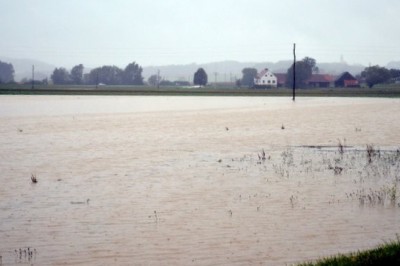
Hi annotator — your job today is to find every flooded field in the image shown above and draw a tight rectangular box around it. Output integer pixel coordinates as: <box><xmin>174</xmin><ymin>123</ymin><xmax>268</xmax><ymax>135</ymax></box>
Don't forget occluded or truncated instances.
<box><xmin>0</xmin><ymin>96</ymin><xmax>399</xmax><ymax>265</ymax></box>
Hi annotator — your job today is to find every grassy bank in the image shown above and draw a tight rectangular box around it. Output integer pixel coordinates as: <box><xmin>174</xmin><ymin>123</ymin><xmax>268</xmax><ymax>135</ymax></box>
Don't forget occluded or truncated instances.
<box><xmin>1</xmin><ymin>84</ymin><xmax>400</xmax><ymax>97</ymax></box>
<box><xmin>298</xmin><ymin>238</ymin><xmax>400</xmax><ymax>266</ymax></box>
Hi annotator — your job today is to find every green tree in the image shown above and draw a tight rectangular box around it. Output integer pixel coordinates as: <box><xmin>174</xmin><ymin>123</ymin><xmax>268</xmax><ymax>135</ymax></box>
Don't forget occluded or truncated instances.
<box><xmin>235</xmin><ymin>79</ymin><xmax>242</xmax><ymax>88</ymax></box>
<box><xmin>0</xmin><ymin>60</ymin><xmax>15</xmax><ymax>83</ymax></box>
<box><xmin>87</xmin><ymin>65</ymin><xmax>123</xmax><ymax>85</ymax></box>
<box><xmin>302</xmin><ymin>57</ymin><xmax>319</xmax><ymax>73</ymax></box>
<box><xmin>70</xmin><ymin>64</ymin><xmax>84</xmax><ymax>84</ymax></box>
<box><xmin>148</xmin><ymin>74</ymin><xmax>160</xmax><ymax>86</ymax></box>
<box><xmin>361</xmin><ymin>65</ymin><xmax>391</xmax><ymax>88</ymax></box>
<box><xmin>122</xmin><ymin>62</ymin><xmax>144</xmax><ymax>85</ymax></box>
<box><xmin>241</xmin><ymin>68</ymin><xmax>257</xmax><ymax>87</ymax></box>
<box><xmin>389</xmin><ymin>68</ymin><xmax>400</xmax><ymax>80</ymax></box>
<box><xmin>51</xmin><ymin>67</ymin><xmax>71</xmax><ymax>85</ymax></box>
<box><xmin>104</xmin><ymin>66</ymin><xmax>123</xmax><ymax>85</ymax></box>
<box><xmin>193</xmin><ymin>68</ymin><xmax>208</xmax><ymax>86</ymax></box>
<box><xmin>286</xmin><ymin>57</ymin><xmax>317</xmax><ymax>88</ymax></box>
<box><xmin>85</xmin><ymin>68</ymin><xmax>100</xmax><ymax>85</ymax></box>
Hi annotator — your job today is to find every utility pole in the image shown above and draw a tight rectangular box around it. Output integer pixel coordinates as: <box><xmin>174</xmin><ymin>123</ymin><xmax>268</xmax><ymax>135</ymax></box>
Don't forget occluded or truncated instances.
<box><xmin>31</xmin><ymin>65</ymin><xmax>35</xmax><ymax>89</ymax></box>
<box><xmin>157</xmin><ymin>69</ymin><xmax>160</xmax><ymax>89</ymax></box>
<box><xmin>292</xmin><ymin>43</ymin><xmax>296</xmax><ymax>102</ymax></box>
<box><xmin>96</xmin><ymin>71</ymin><xmax>99</xmax><ymax>89</ymax></box>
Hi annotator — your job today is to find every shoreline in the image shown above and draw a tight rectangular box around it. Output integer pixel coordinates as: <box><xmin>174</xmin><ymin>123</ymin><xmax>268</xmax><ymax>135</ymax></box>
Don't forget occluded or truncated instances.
<box><xmin>1</xmin><ymin>85</ymin><xmax>400</xmax><ymax>97</ymax></box>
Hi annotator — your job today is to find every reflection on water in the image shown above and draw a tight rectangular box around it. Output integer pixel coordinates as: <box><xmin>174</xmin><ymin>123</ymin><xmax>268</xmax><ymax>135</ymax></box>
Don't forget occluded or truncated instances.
<box><xmin>0</xmin><ymin>96</ymin><xmax>399</xmax><ymax>265</ymax></box>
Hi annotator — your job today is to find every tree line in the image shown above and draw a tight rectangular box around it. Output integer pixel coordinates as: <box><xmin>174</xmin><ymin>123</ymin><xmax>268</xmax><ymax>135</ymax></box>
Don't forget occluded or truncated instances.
<box><xmin>1</xmin><ymin>59</ymin><xmax>400</xmax><ymax>88</ymax></box>
<box><xmin>147</xmin><ymin>68</ymin><xmax>208</xmax><ymax>87</ymax></box>
<box><xmin>239</xmin><ymin>57</ymin><xmax>400</xmax><ymax>88</ymax></box>
<box><xmin>361</xmin><ymin>66</ymin><xmax>400</xmax><ymax>88</ymax></box>
<box><xmin>193</xmin><ymin>57</ymin><xmax>400</xmax><ymax>88</ymax></box>
<box><xmin>51</xmin><ymin>62</ymin><xmax>144</xmax><ymax>85</ymax></box>
<box><xmin>147</xmin><ymin>74</ymin><xmax>191</xmax><ymax>87</ymax></box>
<box><xmin>0</xmin><ymin>60</ymin><xmax>15</xmax><ymax>84</ymax></box>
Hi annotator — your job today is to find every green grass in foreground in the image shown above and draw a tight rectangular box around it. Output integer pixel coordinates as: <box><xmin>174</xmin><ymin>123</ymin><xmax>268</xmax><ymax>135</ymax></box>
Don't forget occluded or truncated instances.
<box><xmin>298</xmin><ymin>238</ymin><xmax>400</xmax><ymax>266</ymax></box>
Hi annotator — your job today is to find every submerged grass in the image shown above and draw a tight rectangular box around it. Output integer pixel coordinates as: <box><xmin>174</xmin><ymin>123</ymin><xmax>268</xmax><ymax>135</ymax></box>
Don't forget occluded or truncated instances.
<box><xmin>298</xmin><ymin>238</ymin><xmax>400</xmax><ymax>266</ymax></box>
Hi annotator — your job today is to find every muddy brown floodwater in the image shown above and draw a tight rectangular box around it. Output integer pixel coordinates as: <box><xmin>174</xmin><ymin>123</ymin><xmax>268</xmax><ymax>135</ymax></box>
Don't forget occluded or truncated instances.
<box><xmin>0</xmin><ymin>96</ymin><xmax>399</xmax><ymax>265</ymax></box>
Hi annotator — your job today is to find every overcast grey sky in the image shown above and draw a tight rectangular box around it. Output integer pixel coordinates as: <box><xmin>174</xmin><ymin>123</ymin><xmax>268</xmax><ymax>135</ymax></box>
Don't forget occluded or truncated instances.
<box><xmin>1</xmin><ymin>0</ymin><xmax>399</xmax><ymax>68</ymax></box>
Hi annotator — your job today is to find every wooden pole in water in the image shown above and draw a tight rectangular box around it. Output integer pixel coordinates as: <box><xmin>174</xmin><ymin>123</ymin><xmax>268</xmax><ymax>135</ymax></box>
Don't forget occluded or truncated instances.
<box><xmin>292</xmin><ymin>43</ymin><xmax>296</xmax><ymax>101</ymax></box>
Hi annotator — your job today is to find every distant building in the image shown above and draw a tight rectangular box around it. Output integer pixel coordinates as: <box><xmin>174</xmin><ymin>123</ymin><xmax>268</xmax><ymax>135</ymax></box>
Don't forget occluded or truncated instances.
<box><xmin>254</xmin><ymin>68</ymin><xmax>278</xmax><ymax>88</ymax></box>
<box><xmin>306</xmin><ymin>74</ymin><xmax>334</xmax><ymax>88</ymax></box>
<box><xmin>274</xmin><ymin>73</ymin><xmax>287</xmax><ymax>87</ymax></box>
<box><xmin>334</xmin><ymin>72</ymin><xmax>360</xmax><ymax>87</ymax></box>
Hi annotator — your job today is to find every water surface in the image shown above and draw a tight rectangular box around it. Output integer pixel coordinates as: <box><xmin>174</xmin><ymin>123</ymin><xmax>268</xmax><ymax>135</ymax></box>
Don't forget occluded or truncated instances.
<box><xmin>0</xmin><ymin>96</ymin><xmax>399</xmax><ymax>265</ymax></box>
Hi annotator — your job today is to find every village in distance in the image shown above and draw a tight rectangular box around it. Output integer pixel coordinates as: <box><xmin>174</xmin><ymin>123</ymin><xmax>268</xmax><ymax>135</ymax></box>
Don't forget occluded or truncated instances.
<box><xmin>1</xmin><ymin>56</ymin><xmax>400</xmax><ymax>90</ymax></box>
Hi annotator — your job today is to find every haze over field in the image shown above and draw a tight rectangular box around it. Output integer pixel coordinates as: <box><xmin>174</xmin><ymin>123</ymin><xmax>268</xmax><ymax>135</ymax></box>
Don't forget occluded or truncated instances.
<box><xmin>1</xmin><ymin>0</ymin><xmax>400</xmax><ymax>70</ymax></box>
<box><xmin>0</xmin><ymin>57</ymin><xmax>371</xmax><ymax>82</ymax></box>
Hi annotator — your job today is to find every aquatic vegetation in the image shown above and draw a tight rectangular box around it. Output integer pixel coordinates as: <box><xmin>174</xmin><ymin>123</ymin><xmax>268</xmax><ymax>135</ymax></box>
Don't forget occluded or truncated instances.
<box><xmin>258</xmin><ymin>149</ymin><xmax>266</xmax><ymax>162</ymax></box>
<box><xmin>281</xmin><ymin>148</ymin><xmax>294</xmax><ymax>167</ymax></box>
<box><xmin>30</xmin><ymin>173</ymin><xmax>37</xmax><ymax>183</ymax></box>
<box><xmin>388</xmin><ymin>183</ymin><xmax>398</xmax><ymax>205</ymax></box>
<box><xmin>333</xmin><ymin>166</ymin><xmax>343</xmax><ymax>175</ymax></box>
<box><xmin>366</xmin><ymin>144</ymin><xmax>379</xmax><ymax>163</ymax></box>
<box><xmin>11</xmin><ymin>247</ymin><xmax>37</xmax><ymax>264</ymax></box>
<box><xmin>227</xmin><ymin>144</ymin><xmax>400</xmax><ymax>209</ymax></box>
<box><xmin>273</xmin><ymin>163</ymin><xmax>290</xmax><ymax>178</ymax></box>
<box><xmin>337</xmin><ymin>138</ymin><xmax>345</xmax><ymax>156</ymax></box>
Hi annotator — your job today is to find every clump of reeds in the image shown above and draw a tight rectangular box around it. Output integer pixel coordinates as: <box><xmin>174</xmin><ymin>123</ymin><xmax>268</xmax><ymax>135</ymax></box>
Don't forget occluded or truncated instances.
<box><xmin>349</xmin><ymin>185</ymin><xmax>399</xmax><ymax>206</ymax></box>
<box><xmin>273</xmin><ymin>164</ymin><xmax>289</xmax><ymax>178</ymax></box>
<box><xmin>388</xmin><ymin>183</ymin><xmax>397</xmax><ymax>205</ymax></box>
<box><xmin>154</xmin><ymin>210</ymin><xmax>158</xmax><ymax>223</ymax></box>
<box><xmin>30</xmin><ymin>174</ymin><xmax>37</xmax><ymax>183</ymax></box>
<box><xmin>281</xmin><ymin>149</ymin><xmax>294</xmax><ymax>166</ymax></box>
<box><xmin>14</xmin><ymin>247</ymin><xmax>37</xmax><ymax>263</ymax></box>
<box><xmin>366</xmin><ymin>144</ymin><xmax>378</xmax><ymax>163</ymax></box>
<box><xmin>333</xmin><ymin>166</ymin><xmax>343</xmax><ymax>175</ymax></box>
<box><xmin>258</xmin><ymin>149</ymin><xmax>266</xmax><ymax>161</ymax></box>
<box><xmin>337</xmin><ymin>138</ymin><xmax>345</xmax><ymax>156</ymax></box>
<box><xmin>289</xmin><ymin>195</ymin><xmax>297</xmax><ymax>207</ymax></box>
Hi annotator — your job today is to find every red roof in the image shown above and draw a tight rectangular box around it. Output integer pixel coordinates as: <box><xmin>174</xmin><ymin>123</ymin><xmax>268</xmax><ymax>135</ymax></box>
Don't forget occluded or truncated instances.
<box><xmin>256</xmin><ymin>68</ymin><xmax>269</xmax><ymax>79</ymax></box>
<box><xmin>307</xmin><ymin>74</ymin><xmax>334</xmax><ymax>83</ymax></box>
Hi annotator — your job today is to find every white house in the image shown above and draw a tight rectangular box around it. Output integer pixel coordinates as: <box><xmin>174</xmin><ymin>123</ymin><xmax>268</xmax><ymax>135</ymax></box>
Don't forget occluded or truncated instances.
<box><xmin>254</xmin><ymin>68</ymin><xmax>277</xmax><ymax>88</ymax></box>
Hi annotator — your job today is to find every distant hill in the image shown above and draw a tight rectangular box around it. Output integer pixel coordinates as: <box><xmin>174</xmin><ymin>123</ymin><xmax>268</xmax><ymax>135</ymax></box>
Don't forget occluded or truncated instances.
<box><xmin>0</xmin><ymin>57</ymin><xmax>55</xmax><ymax>82</ymax></box>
